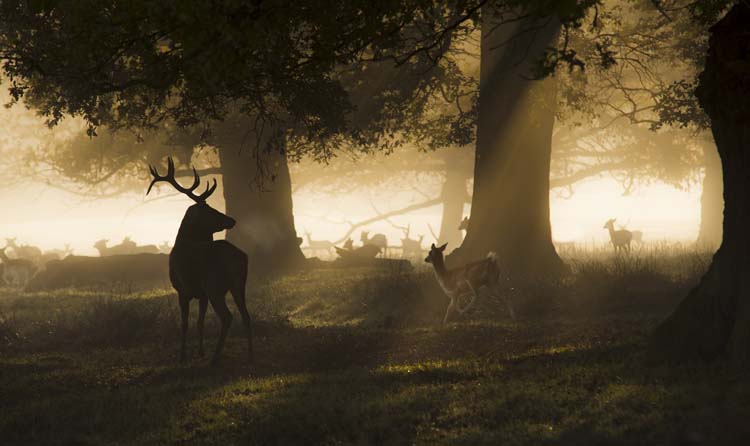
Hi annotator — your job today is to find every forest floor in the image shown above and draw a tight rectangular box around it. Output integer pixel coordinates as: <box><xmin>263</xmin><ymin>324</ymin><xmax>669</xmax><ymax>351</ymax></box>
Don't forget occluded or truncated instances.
<box><xmin>1</xmin><ymin>246</ymin><xmax>749</xmax><ymax>445</ymax></box>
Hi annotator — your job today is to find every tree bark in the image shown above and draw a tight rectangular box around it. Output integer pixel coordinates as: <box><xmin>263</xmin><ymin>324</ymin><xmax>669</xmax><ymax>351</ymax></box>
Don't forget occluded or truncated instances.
<box><xmin>696</xmin><ymin>141</ymin><xmax>724</xmax><ymax>249</ymax></box>
<box><xmin>219</xmin><ymin>145</ymin><xmax>305</xmax><ymax>275</ymax></box>
<box><xmin>649</xmin><ymin>4</ymin><xmax>750</xmax><ymax>366</ymax></box>
<box><xmin>447</xmin><ymin>11</ymin><xmax>565</xmax><ymax>278</ymax></box>
<box><xmin>438</xmin><ymin>166</ymin><xmax>469</xmax><ymax>248</ymax></box>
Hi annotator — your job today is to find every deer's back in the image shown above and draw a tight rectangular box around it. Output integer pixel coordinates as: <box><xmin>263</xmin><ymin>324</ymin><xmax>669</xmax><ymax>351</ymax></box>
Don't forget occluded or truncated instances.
<box><xmin>613</xmin><ymin>230</ymin><xmax>632</xmax><ymax>244</ymax></box>
<box><xmin>443</xmin><ymin>257</ymin><xmax>498</xmax><ymax>293</ymax></box>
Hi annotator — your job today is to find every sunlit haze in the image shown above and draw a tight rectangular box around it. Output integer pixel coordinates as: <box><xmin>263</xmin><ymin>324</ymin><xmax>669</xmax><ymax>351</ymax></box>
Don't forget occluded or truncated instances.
<box><xmin>0</xmin><ymin>172</ymin><xmax>700</xmax><ymax>257</ymax></box>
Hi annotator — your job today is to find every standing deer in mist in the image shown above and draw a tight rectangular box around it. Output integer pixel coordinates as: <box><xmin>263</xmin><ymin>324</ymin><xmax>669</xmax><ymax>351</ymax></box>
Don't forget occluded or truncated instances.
<box><xmin>148</xmin><ymin>158</ymin><xmax>252</xmax><ymax>365</ymax></box>
<box><xmin>399</xmin><ymin>224</ymin><xmax>424</xmax><ymax>260</ymax></box>
<box><xmin>361</xmin><ymin>231</ymin><xmax>388</xmax><ymax>257</ymax></box>
<box><xmin>5</xmin><ymin>238</ymin><xmax>42</xmax><ymax>262</ymax></box>
<box><xmin>603</xmin><ymin>218</ymin><xmax>632</xmax><ymax>253</ymax></box>
<box><xmin>425</xmin><ymin>243</ymin><xmax>515</xmax><ymax>324</ymax></box>
<box><xmin>0</xmin><ymin>247</ymin><xmax>37</xmax><ymax>288</ymax></box>
<box><xmin>303</xmin><ymin>232</ymin><xmax>335</xmax><ymax>257</ymax></box>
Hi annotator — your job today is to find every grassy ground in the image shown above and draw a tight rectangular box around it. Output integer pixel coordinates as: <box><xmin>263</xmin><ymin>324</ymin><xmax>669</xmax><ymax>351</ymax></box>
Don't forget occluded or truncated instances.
<box><xmin>1</xmin><ymin>249</ymin><xmax>749</xmax><ymax>445</ymax></box>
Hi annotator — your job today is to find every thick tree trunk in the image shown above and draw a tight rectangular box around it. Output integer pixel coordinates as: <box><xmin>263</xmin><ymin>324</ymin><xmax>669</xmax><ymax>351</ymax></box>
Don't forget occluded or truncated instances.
<box><xmin>219</xmin><ymin>145</ymin><xmax>305</xmax><ymax>275</ymax></box>
<box><xmin>696</xmin><ymin>141</ymin><xmax>723</xmax><ymax>249</ymax></box>
<box><xmin>447</xmin><ymin>11</ymin><xmax>565</xmax><ymax>277</ymax></box>
<box><xmin>649</xmin><ymin>4</ymin><xmax>750</xmax><ymax>366</ymax></box>
<box><xmin>438</xmin><ymin>166</ymin><xmax>469</xmax><ymax>248</ymax></box>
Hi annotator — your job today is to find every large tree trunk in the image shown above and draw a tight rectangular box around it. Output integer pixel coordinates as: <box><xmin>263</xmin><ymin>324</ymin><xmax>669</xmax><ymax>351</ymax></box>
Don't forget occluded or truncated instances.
<box><xmin>438</xmin><ymin>166</ymin><xmax>469</xmax><ymax>248</ymax></box>
<box><xmin>649</xmin><ymin>4</ymin><xmax>750</xmax><ymax>366</ymax></box>
<box><xmin>219</xmin><ymin>145</ymin><xmax>305</xmax><ymax>275</ymax></box>
<box><xmin>696</xmin><ymin>141</ymin><xmax>723</xmax><ymax>249</ymax></box>
<box><xmin>447</xmin><ymin>10</ymin><xmax>565</xmax><ymax>277</ymax></box>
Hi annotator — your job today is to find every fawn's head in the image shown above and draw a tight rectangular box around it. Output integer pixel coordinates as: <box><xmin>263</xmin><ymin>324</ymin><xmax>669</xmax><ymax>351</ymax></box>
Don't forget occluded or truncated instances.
<box><xmin>425</xmin><ymin>243</ymin><xmax>448</xmax><ymax>264</ymax></box>
<box><xmin>93</xmin><ymin>239</ymin><xmax>108</xmax><ymax>250</ymax></box>
<box><xmin>147</xmin><ymin>157</ymin><xmax>235</xmax><ymax>242</ymax></box>
<box><xmin>603</xmin><ymin>218</ymin><xmax>616</xmax><ymax>230</ymax></box>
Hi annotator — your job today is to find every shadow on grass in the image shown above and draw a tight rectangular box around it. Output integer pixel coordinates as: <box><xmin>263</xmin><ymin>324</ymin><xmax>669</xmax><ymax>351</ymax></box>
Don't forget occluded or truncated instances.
<box><xmin>3</xmin><ymin>324</ymin><xmax>749</xmax><ymax>446</ymax></box>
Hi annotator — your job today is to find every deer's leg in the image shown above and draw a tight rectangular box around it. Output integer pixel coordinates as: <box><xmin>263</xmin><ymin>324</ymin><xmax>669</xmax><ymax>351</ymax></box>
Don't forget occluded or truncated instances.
<box><xmin>230</xmin><ymin>285</ymin><xmax>254</xmax><ymax>363</ymax></box>
<box><xmin>178</xmin><ymin>294</ymin><xmax>190</xmax><ymax>363</ymax></box>
<box><xmin>456</xmin><ymin>281</ymin><xmax>479</xmax><ymax>315</ymax></box>
<box><xmin>208</xmin><ymin>294</ymin><xmax>233</xmax><ymax>365</ymax></box>
<box><xmin>197</xmin><ymin>297</ymin><xmax>208</xmax><ymax>357</ymax></box>
<box><xmin>443</xmin><ymin>297</ymin><xmax>456</xmax><ymax>324</ymax></box>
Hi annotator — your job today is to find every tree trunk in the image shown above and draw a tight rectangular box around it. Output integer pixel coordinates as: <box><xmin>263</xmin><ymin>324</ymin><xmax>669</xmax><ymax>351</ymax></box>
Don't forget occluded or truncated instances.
<box><xmin>438</xmin><ymin>166</ymin><xmax>469</xmax><ymax>249</ymax></box>
<box><xmin>447</xmin><ymin>10</ymin><xmax>565</xmax><ymax>278</ymax></box>
<box><xmin>649</xmin><ymin>4</ymin><xmax>750</xmax><ymax>366</ymax></box>
<box><xmin>219</xmin><ymin>145</ymin><xmax>305</xmax><ymax>275</ymax></box>
<box><xmin>696</xmin><ymin>141</ymin><xmax>723</xmax><ymax>249</ymax></box>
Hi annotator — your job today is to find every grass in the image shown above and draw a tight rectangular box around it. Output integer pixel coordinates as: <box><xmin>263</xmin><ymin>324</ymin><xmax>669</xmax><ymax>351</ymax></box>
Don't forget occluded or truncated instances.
<box><xmin>1</xmin><ymin>248</ymin><xmax>748</xmax><ymax>445</ymax></box>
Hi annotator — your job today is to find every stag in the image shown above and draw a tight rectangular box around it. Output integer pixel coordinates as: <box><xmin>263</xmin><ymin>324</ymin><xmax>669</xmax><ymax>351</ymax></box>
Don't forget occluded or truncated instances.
<box><xmin>148</xmin><ymin>158</ymin><xmax>252</xmax><ymax>365</ymax></box>
<box><xmin>399</xmin><ymin>224</ymin><xmax>424</xmax><ymax>260</ymax></box>
<box><xmin>425</xmin><ymin>243</ymin><xmax>514</xmax><ymax>323</ymax></box>
<box><xmin>603</xmin><ymin>218</ymin><xmax>632</xmax><ymax>253</ymax></box>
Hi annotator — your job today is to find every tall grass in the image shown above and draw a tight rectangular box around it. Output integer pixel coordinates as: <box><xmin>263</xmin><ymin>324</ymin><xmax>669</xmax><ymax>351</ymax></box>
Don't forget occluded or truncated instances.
<box><xmin>0</xmin><ymin>243</ymin><xmax>714</xmax><ymax>354</ymax></box>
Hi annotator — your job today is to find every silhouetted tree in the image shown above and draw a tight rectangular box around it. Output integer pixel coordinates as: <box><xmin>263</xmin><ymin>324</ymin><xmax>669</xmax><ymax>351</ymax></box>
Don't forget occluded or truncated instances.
<box><xmin>649</xmin><ymin>2</ymin><xmax>750</xmax><ymax>367</ymax></box>
<box><xmin>0</xmin><ymin>1</ymin><xmax>478</xmax><ymax>272</ymax></box>
<box><xmin>446</xmin><ymin>6</ymin><xmax>565</xmax><ymax>277</ymax></box>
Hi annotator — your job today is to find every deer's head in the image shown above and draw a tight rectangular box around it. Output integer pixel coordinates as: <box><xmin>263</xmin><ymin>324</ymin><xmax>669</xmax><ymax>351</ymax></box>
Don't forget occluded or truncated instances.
<box><xmin>603</xmin><ymin>219</ymin><xmax>616</xmax><ymax>230</ymax></box>
<box><xmin>5</xmin><ymin>237</ymin><xmax>16</xmax><ymax>248</ymax></box>
<box><xmin>147</xmin><ymin>157</ymin><xmax>235</xmax><ymax>243</ymax></box>
<box><xmin>93</xmin><ymin>239</ymin><xmax>108</xmax><ymax>250</ymax></box>
<box><xmin>425</xmin><ymin>243</ymin><xmax>448</xmax><ymax>264</ymax></box>
<box><xmin>458</xmin><ymin>217</ymin><xmax>470</xmax><ymax>231</ymax></box>
<box><xmin>360</xmin><ymin>231</ymin><xmax>369</xmax><ymax>242</ymax></box>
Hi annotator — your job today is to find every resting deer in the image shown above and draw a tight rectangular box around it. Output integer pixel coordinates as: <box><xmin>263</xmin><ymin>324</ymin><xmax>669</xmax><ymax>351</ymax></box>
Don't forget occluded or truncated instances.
<box><xmin>148</xmin><ymin>157</ymin><xmax>251</xmax><ymax>365</ymax></box>
<box><xmin>603</xmin><ymin>218</ymin><xmax>632</xmax><ymax>253</ymax></box>
<box><xmin>342</xmin><ymin>238</ymin><xmax>354</xmax><ymax>250</ymax></box>
<box><xmin>425</xmin><ymin>243</ymin><xmax>514</xmax><ymax>324</ymax></box>
<box><xmin>361</xmin><ymin>231</ymin><xmax>388</xmax><ymax>257</ymax></box>
<box><xmin>94</xmin><ymin>237</ymin><xmax>159</xmax><ymax>256</ymax></box>
<box><xmin>0</xmin><ymin>247</ymin><xmax>37</xmax><ymax>288</ymax></box>
<box><xmin>304</xmin><ymin>232</ymin><xmax>335</xmax><ymax>257</ymax></box>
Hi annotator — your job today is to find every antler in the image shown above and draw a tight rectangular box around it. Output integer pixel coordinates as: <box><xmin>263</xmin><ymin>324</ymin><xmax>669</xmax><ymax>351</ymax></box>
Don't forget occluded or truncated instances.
<box><xmin>147</xmin><ymin>157</ymin><xmax>217</xmax><ymax>202</ymax></box>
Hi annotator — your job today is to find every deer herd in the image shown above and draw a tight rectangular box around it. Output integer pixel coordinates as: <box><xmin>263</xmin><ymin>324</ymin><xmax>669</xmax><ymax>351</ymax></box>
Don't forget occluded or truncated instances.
<box><xmin>0</xmin><ymin>154</ymin><xmax>652</xmax><ymax>364</ymax></box>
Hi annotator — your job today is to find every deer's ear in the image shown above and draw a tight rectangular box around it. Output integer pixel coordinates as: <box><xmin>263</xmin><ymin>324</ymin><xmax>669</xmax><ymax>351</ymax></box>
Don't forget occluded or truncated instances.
<box><xmin>439</xmin><ymin>243</ymin><xmax>448</xmax><ymax>251</ymax></box>
<box><xmin>431</xmin><ymin>243</ymin><xmax>436</xmax><ymax>249</ymax></box>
